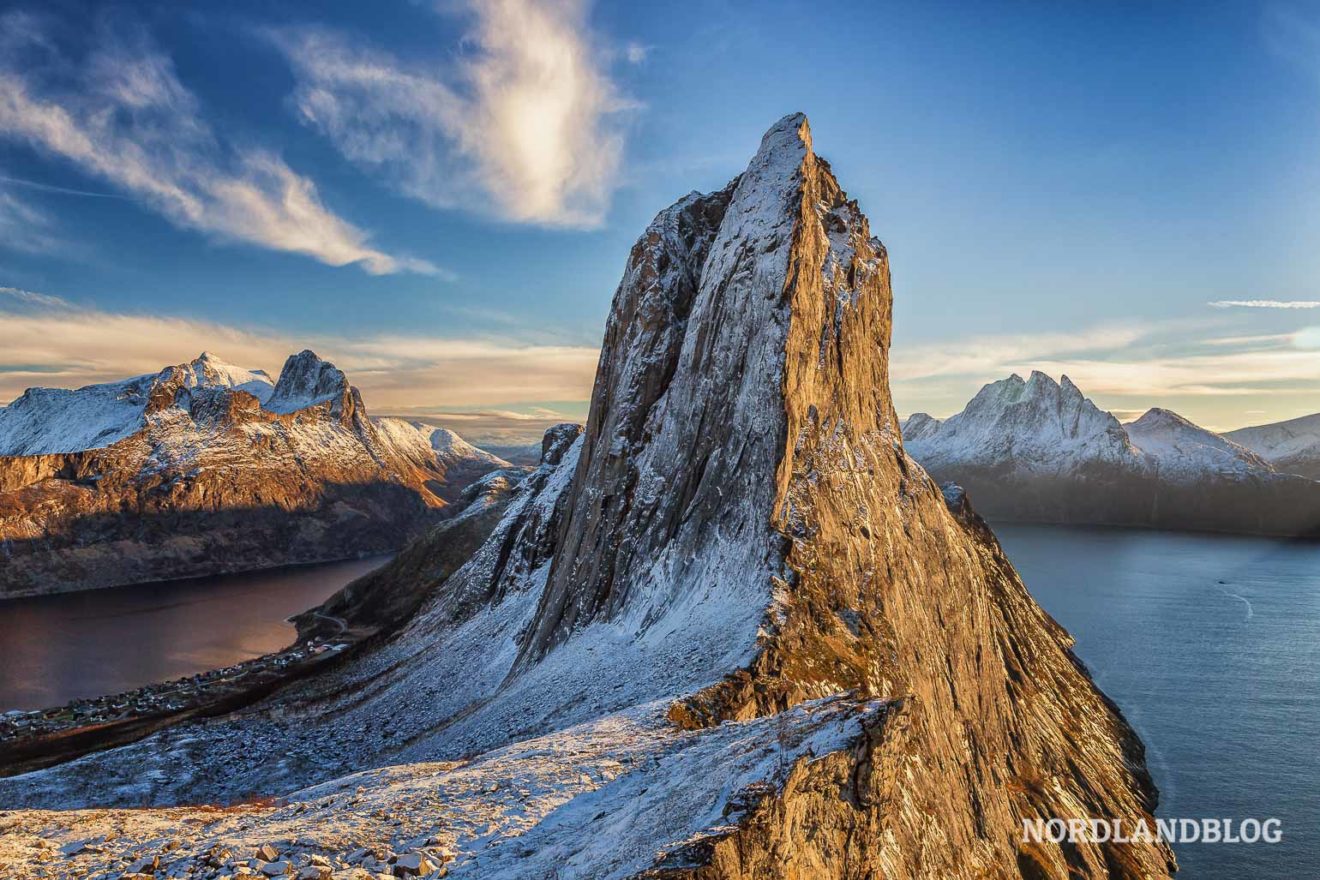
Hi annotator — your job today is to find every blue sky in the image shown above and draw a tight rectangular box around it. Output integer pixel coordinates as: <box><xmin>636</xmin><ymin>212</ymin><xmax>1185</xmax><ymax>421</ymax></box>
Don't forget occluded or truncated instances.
<box><xmin>3</xmin><ymin>0</ymin><xmax>1320</xmax><ymax>439</ymax></box>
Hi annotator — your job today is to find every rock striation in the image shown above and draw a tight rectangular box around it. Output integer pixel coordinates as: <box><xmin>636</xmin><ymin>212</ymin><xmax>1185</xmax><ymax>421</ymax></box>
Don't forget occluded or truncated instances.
<box><xmin>905</xmin><ymin>371</ymin><xmax>1320</xmax><ymax>535</ymax></box>
<box><xmin>0</xmin><ymin>115</ymin><xmax>1173</xmax><ymax>879</ymax></box>
<box><xmin>0</xmin><ymin>351</ymin><xmax>508</xmax><ymax>597</ymax></box>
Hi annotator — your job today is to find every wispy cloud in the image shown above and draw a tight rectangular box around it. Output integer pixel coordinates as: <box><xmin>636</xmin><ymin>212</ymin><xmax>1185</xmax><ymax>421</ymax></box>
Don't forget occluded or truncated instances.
<box><xmin>1208</xmin><ymin>300</ymin><xmax>1320</xmax><ymax>309</ymax></box>
<box><xmin>0</xmin><ymin>14</ymin><xmax>437</xmax><ymax>275</ymax></box>
<box><xmin>892</xmin><ymin>318</ymin><xmax>1320</xmax><ymax>428</ymax></box>
<box><xmin>0</xmin><ymin>289</ymin><xmax>597</xmax><ymax>412</ymax></box>
<box><xmin>271</xmin><ymin>0</ymin><xmax>631</xmax><ymax>227</ymax></box>
<box><xmin>0</xmin><ymin>173</ymin><xmax>123</xmax><ymax>198</ymax></box>
<box><xmin>0</xmin><ymin>285</ymin><xmax>74</xmax><ymax>310</ymax></box>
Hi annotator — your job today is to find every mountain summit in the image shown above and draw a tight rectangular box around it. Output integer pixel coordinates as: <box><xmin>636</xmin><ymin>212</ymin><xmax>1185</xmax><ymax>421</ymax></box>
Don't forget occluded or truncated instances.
<box><xmin>1</xmin><ymin>115</ymin><xmax>1174</xmax><ymax>879</ymax></box>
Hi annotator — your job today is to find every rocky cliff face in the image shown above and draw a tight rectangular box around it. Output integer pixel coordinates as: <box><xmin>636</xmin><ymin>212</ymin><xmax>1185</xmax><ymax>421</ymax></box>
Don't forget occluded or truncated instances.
<box><xmin>0</xmin><ymin>352</ymin><xmax>508</xmax><ymax>597</ymax></box>
<box><xmin>904</xmin><ymin>372</ymin><xmax>1320</xmax><ymax>535</ymax></box>
<box><xmin>0</xmin><ymin>116</ymin><xmax>1173</xmax><ymax>880</ymax></box>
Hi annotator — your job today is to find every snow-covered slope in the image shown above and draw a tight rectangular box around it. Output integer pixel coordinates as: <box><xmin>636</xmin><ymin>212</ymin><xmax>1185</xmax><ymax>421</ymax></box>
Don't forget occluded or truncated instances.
<box><xmin>1</xmin><ymin>114</ymin><xmax>1173</xmax><ymax>880</ymax></box>
<box><xmin>171</xmin><ymin>351</ymin><xmax>274</xmax><ymax>403</ymax></box>
<box><xmin>898</xmin><ymin>410</ymin><xmax>941</xmax><ymax>441</ymax></box>
<box><xmin>0</xmin><ymin>353</ymin><xmax>273</xmax><ymax>456</ymax></box>
<box><xmin>1227</xmin><ymin>411</ymin><xmax>1320</xmax><ymax>479</ymax></box>
<box><xmin>0</xmin><ymin>351</ymin><xmax>508</xmax><ymax>596</ymax></box>
<box><xmin>1127</xmin><ymin>407</ymin><xmax>1271</xmax><ymax>479</ymax></box>
<box><xmin>372</xmin><ymin>418</ymin><xmax>508</xmax><ymax>471</ymax></box>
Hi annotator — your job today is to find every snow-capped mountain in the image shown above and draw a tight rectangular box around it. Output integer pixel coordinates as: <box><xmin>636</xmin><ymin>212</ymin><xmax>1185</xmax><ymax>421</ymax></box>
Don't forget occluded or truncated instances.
<box><xmin>2</xmin><ymin>115</ymin><xmax>1173</xmax><ymax>880</ymax></box>
<box><xmin>0</xmin><ymin>351</ymin><xmax>510</xmax><ymax>597</ymax></box>
<box><xmin>903</xmin><ymin>373</ymin><xmax>1320</xmax><ymax>534</ymax></box>
<box><xmin>1127</xmin><ymin>407</ymin><xmax>1271</xmax><ymax>479</ymax></box>
<box><xmin>1226</xmin><ymin>411</ymin><xmax>1320</xmax><ymax>479</ymax></box>
<box><xmin>0</xmin><ymin>352</ymin><xmax>273</xmax><ymax>456</ymax></box>
<box><xmin>904</xmin><ymin>371</ymin><xmax>1136</xmax><ymax>475</ymax></box>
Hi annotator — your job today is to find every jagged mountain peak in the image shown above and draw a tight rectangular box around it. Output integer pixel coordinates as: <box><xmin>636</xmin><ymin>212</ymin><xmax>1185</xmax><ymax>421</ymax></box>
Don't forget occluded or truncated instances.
<box><xmin>519</xmin><ymin>109</ymin><xmax>895</xmax><ymax>666</ymax></box>
<box><xmin>266</xmin><ymin>349</ymin><xmax>355</xmax><ymax>416</ymax></box>
<box><xmin>911</xmin><ymin>370</ymin><xmax>1131</xmax><ymax>473</ymax></box>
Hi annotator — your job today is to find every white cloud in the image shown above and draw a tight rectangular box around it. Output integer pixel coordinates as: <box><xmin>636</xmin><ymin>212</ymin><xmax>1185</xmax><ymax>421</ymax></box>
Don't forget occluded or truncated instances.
<box><xmin>0</xmin><ymin>292</ymin><xmax>597</xmax><ymax>412</ymax></box>
<box><xmin>623</xmin><ymin>42</ymin><xmax>649</xmax><ymax>64</ymax></box>
<box><xmin>891</xmin><ymin>314</ymin><xmax>1320</xmax><ymax>431</ymax></box>
<box><xmin>1208</xmin><ymin>300</ymin><xmax>1320</xmax><ymax>309</ymax></box>
<box><xmin>0</xmin><ymin>16</ymin><xmax>437</xmax><ymax>275</ymax></box>
<box><xmin>273</xmin><ymin>0</ymin><xmax>630</xmax><ymax>227</ymax></box>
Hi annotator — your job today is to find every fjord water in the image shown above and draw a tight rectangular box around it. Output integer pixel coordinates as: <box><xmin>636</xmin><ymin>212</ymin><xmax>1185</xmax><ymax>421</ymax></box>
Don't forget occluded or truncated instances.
<box><xmin>0</xmin><ymin>557</ymin><xmax>388</xmax><ymax>711</ymax></box>
<box><xmin>996</xmin><ymin>524</ymin><xmax>1320</xmax><ymax>878</ymax></box>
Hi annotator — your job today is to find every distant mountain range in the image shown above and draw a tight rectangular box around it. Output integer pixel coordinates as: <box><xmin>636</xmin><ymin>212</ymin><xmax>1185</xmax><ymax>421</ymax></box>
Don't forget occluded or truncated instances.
<box><xmin>0</xmin><ymin>351</ymin><xmax>512</xmax><ymax>597</ymax></box>
<box><xmin>902</xmin><ymin>371</ymin><xmax>1320</xmax><ymax>535</ymax></box>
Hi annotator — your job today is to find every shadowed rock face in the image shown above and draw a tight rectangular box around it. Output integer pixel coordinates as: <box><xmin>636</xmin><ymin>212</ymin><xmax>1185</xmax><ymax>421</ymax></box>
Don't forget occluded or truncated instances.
<box><xmin>0</xmin><ymin>116</ymin><xmax>1172</xmax><ymax>880</ymax></box>
<box><xmin>0</xmin><ymin>351</ymin><xmax>508</xmax><ymax>597</ymax></box>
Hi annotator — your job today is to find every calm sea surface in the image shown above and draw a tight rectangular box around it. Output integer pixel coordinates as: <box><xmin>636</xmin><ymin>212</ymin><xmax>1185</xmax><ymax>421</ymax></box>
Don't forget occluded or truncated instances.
<box><xmin>996</xmin><ymin>524</ymin><xmax>1320</xmax><ymax>878</ymax></box>
<box><xmin>0</xmin><ymin>557</ymin><xmax>388</xmax><ymax>712</ymax></box>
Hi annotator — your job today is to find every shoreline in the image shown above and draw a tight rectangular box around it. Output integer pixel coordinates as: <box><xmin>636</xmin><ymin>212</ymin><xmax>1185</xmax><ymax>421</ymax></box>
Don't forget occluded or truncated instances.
<box><xmin>0</xmin><ymin>629</ymin><xmax>372</xmax><ymax>779</ymax></box>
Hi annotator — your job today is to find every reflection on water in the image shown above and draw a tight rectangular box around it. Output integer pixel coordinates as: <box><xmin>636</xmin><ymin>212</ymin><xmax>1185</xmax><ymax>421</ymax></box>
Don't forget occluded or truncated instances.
<box><xmin>0</xmin><ymin>557</ymin><xmax>388</xmax><ymax>711</ymax></box>
<box><xmin>995</xmin><ymin>524</ymin><xmax>1320</xmax><ymax>880</ymax></box>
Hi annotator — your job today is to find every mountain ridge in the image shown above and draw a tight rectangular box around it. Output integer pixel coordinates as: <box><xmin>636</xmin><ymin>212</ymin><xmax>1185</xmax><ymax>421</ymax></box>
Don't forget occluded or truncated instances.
<box><xmin>0</xmin><ymin>350</ymin><xmax>509</xmax><ymax>597</ymax></box>
<box><xmin>903</xmin><ymin>371</ymin><xmax>1320</xmax><ymax>534</ymax></box>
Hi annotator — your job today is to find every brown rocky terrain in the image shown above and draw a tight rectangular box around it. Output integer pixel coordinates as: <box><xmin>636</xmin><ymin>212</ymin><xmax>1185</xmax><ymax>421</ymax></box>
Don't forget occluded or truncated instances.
<box><xmin>0</xmin><ymin>351</ymin><xmax>508</xmax><ymax>597</ymax></box>
<box><xmin>0</xmin><ymin>115</ymin><xmax>1174</xmax><ymax>879</ymax></box>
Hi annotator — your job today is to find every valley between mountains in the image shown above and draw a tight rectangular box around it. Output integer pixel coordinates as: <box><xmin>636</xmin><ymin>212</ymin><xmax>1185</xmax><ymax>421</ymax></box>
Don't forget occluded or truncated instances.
<box><xmin>0</xmin><ymin>115</ymin><xmax>1177</xmax><ymax>879</ymax></box>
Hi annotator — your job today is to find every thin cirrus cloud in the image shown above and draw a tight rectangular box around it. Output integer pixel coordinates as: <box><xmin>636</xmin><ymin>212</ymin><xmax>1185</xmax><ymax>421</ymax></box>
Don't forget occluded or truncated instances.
<box><xmin>0</xmin><ymin>288</ymin><xmax>598</xmax><ymax>418</ymax></box>
<box><xmin>270</xmin><ymin>0</ymin><xmax>631</xmax><ymax>228</ymax></box>
<box><xmin>891</xmin><ymin>318</ymin><xmax>1320</xmax><ymax>428</ymax></box>
<box><xmin>0</xmin><ymin>14</ymin><xmax>437</xmax><ymax>276</ymax></box>
<box><xmin>1208</xmin><ymin>300</ymin><xmax>1320</xmax><ymax>309</ymax></box>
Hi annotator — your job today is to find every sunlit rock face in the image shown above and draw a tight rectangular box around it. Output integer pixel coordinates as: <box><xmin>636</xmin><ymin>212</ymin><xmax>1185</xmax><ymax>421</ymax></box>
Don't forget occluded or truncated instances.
<box><xmin>0</xmin><ymin>116</ymin><xmax>1173</xmax><ymax>880</ymax></box>
<box><xmin>0</xmin><ymin>350</ymin><xmax>507</xmax><ymax>597</ymax></box>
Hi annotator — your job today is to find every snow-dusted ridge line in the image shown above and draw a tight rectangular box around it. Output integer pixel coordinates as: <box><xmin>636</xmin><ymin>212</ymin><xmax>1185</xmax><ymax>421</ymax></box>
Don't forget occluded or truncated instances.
<box><xmin>902</xmin><ymin>370</ymin><xmax>1277</xmax><ymax>481</ymax></box>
